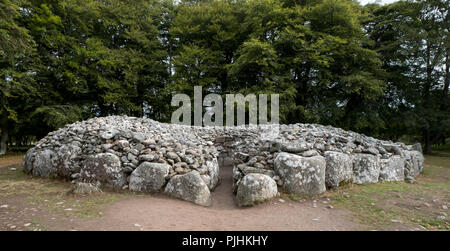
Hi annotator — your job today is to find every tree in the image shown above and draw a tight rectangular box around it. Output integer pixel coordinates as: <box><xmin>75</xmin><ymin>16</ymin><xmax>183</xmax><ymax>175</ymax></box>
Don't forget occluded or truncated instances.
<box><xmin>0</xmin><ymin>0</ymin><xmax>35</xmax><ymax>154</ymax></box>
<box><xmin>367</xmin><ymin>0</ymin><xmax>449</xmax><ymax>152</ymax></box>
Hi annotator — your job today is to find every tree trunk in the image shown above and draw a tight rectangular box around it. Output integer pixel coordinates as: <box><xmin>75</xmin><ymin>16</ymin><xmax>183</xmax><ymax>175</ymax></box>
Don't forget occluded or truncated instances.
<box><xmin>422</xmin><ymin>41</ymin><xmax>432</xmax><ymax>154</ymax></box>
<box><xmin>0</xmin><ymin>111</ymin><xmax>8</xmax><ymax>155</ymax></box>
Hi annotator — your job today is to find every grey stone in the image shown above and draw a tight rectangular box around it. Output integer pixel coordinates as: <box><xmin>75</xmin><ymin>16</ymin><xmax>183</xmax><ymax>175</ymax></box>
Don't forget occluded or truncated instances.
<box><xmin>280</xmin><ymin>143</ymin><xmax>309</xmax><ymax>153</ymax></box>
<box><xmin>353</xmin><ymin>154</ymin><xmax>380</xmax><ymax>184</ymax></box>
<box><xmin>72</xmin><ymin>182</ymin><xmax>101</xmax><ymax>194</ymax></box>
<box><xmin>205</xmin><ymin>159</ymin><xmax>220</xmax><ymax>190</ymax></box>
<box><xmin>236</xmin><ymin>173</ymin><xmax>278</xmax><ymax>206</ymax></box>
<box><xmin>129</xmin><ymin>162</ymin><xmax>170</xmax><ymax>192</ymax></box>
<box><xmin>324</xmin><ymin>151</ymin><xmax>353</xmax><ymax>189</ymax></box>
<box><xmin>165</xmin><ymin>170</ymin><xmax>211</xmax><ymax>206</ymax></box>
<box><xmin>80</xmin><ymin>153</ymin><xmax>126</xmax><ymax>189</ymax></box>
<box><xmin>274</xmin><ymin>152</ymin><xmax>326</xmax><ymax>195</ymax></box>
<box><xmin>100</xmin><ymin>129</ymin><xmax>119</xmax><ymax>140</ymax></box>
<box><xmin>301</xmin><ymin>150</ymin><xmax>319</xmax><ymax>157</ymax></box>
<box><xmin>379</xmin><ymin>156</ymin><xmax>405</xmax><ymax>182</ymax></box>
<box><xmin>55</xmin><ymin>144</ymin><xmax>82</xmax><ymax>178</ymax></box>
<box><xmin>32</xmin><ymin>149</ymin><xmax>55</xmax><ymax>178</ymax></box>
<box><xmin>132</xmin><ymin>132</ymin><xmax>146</xmax><ymax>143</ymax></box>
<box><xmin>404</xmin><ymin>150</ymin><xmax>424</xmax><ymax>180</ymax></box>
<box><xmin>23</xmin><ymin>147</ymin><xmax>35</xmax><ymax>174</ymax></box>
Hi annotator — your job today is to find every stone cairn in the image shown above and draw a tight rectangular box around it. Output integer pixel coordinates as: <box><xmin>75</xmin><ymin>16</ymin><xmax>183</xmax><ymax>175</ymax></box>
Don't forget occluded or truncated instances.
<box><xmin>23</xmin><ymin>116</ymin><xmax>424</xmax><ymax>207</ymax></box>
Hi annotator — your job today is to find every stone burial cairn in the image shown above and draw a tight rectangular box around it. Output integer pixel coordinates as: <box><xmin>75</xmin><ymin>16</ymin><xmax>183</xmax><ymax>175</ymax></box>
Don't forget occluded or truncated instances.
<box><xmin>23</xmin><ymin>116</ymin><xmax>424</xmax><ymax>207</ymax></box>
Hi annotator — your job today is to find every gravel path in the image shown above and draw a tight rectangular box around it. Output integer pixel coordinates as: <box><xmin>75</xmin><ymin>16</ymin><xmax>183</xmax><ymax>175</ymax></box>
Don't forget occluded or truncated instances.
<box><xmin>0</xmin><ymin>157</ymin><xmax>362</xmax><ymax>231</ymax></box>
<box><xmin>79</xmin><ymin>165</ymin><xmax>362</xmax><ymax>230</ymax></box>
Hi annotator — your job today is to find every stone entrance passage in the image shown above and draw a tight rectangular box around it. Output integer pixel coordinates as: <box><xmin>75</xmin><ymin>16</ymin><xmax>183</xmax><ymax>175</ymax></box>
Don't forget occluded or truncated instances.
<box><xmin>210</xmin><ymin>156</ymin><xmax>236</xmax><ymax>209</ymax></box>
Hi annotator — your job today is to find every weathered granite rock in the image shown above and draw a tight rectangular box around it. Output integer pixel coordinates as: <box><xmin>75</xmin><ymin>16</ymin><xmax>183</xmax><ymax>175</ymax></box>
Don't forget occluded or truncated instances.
<box><xmin>129</xmin><ymin>162</ymin><xmax>170</xmax><ymax>192</ymax></box>
<box><xmin>274</xmin><ymin>152</ymin><xmax>326</xmax><ymax>194</ymax></box>
<box><xmin>22</xmin><ymin>147</ymin><xmax>35</xmax><ymax>174</ymax></box>
<box><xmin>236</xmin><ymin>173</ymin><xmax>278</xmax><ymax>206</ymax></box>
<box><xmin>80</xmin><ymin>153</ymin><xmax>126</xmax><ymax>189</ymax></box>
<box><xmin>72</xmin><ymin>182</ymin><xmax>102</xmax><ymax>194</ymax></box>
<box><xmin>165</xmin><ymin>170</ymin><xmax>211</xmax><ymax>206</ymax></box>
<box><xmin>32</xmin><ymin>149</ymin><xmax>55</xmax><ymax>177</ymax></box>
<box><xmin>353</xmin><ymin>154</ymin><xmax>380</xmax><ymax>184</ymax></box>
<box><xmin>55</xmin><ymin>144</ymin><xmax>82</xmax><ymax>178</ymax></box>
<box><xmin>379</xmin><ymin>156</ymin><xmax>405</xmax><ymax>182</ymax></box>
<box><xmin>404</xmin><ymin>150</ymin><xmax>425</xmax><ymax>180</ymax></box>
<box><xmin>205</xmin><ymin>159</ymin><xmax>220</xmax><ymax>190</ymax></box>
<box><xmin>324</xmin><ymin>151</ymin><xmax>353</xmax><ymax>188</ymax></box>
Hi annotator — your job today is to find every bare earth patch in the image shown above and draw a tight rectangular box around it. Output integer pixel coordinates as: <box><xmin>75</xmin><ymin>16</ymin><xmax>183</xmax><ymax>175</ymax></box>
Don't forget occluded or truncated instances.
<box><xmin>1</xmin><ymin>151</ymin><xmax>449</xmax><ymax>231</ymax></box>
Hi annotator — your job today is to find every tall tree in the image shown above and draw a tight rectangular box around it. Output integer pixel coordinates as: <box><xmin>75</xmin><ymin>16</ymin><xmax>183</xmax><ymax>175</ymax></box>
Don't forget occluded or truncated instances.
<box><xmin>367</xmin><ymin>0</ymin><xmax>449</xmax><ymax>152</ymax></box>
<box><xmin>0</xmin><ymin>0</ymin><xmax>35</xmax><ymax>154</ymax></box>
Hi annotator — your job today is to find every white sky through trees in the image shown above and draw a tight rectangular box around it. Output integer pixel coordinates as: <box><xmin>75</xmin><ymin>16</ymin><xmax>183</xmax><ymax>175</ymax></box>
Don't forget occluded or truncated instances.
<box><xmin>359</xmin><ymin>0</ymin><xmax>399</xmax><ymax>5</ymax></box>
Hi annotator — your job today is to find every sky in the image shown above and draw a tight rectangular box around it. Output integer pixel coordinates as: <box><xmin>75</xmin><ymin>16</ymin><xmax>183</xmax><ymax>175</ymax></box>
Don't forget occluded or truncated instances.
<box><xmin>359</xmin><ymin>0</ymin><xmax>399</xmax><ymax>5</ymax></box>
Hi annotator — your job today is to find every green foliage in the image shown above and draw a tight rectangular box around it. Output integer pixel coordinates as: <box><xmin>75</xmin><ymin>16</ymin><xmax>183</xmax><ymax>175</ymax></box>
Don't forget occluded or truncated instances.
<box><xmin>0</xmin><ymin>0</ymin><xmax>447</xmax><ymax>154</ymax></box>
<box><xmin>29</xmin><ymin>105</ymin><xmax>83</xmax><ymax>138</ymax></box>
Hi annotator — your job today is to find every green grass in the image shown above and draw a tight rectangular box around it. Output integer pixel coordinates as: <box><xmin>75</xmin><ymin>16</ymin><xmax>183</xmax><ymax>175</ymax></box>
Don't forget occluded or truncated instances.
<box><xmin>328</xmin><ymin>150</ymin><xmax>450</xmax><ymax>230</ymax></box>
<box><xmin>0</xmin><ymin>165</ymin><xmax>129</xmax><ymax>219</ymax></box>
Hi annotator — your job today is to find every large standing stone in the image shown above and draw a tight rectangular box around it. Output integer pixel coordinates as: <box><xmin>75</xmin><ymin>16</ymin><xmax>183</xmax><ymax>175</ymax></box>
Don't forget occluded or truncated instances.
<box><xmin>404</xmin><ymin>150</ymin><xmax>424</xmax><ymax>180</ymax></box>
<box><xmin>205</xmin><ymin>158</ymin><xmax>220</xmax><ymax>190</ymax></box>
<box><xmin>379</xmin><ymin>156</ymin><xmax>405</xmax><ymax>182</ymax></box>
<box><xmin>55</xmin><ymin>144</ymin><xmax>82</xmax><ymax>178</ymax></box>
<box><xmin>23</xmin><ymin>147</ymin><xmax>35</xmax><ymax>174</ymax></box>
<box><xmin>324</xmin><ymin>151</ymin><xmax>353</xmax><ymax>189</ymax></box>
<box><xmin>164</xmin><ymin>170</ymin><xmax>211</xmax><ymax>206</ymax></box>
<box><xmin>129</xmin><ymin>162</ymin><xmax>170</xmax><ymax>192</ymax></box>
<box><xmin>31</xmin><ymin>149</ymin><xmax>55</xmax><ymax>177</ymax></box>
<box><xmin>353</xmin><ymin>154</ymin><xmax>380</xmax><ymax>184</ymax></box>
<box><xmin>80</xmin><ymin>153</ymin><xmax>126</xmax><ymax>189</ymax></box>
<box><xmin>274</xmin><ymin>152</ymin><xmax>326</xmax><ymax>195</ymax></box>
<box><xmin>236</xmin><ymin>173</ymin><xmax>278</xmax><ymax>207</ymax></box>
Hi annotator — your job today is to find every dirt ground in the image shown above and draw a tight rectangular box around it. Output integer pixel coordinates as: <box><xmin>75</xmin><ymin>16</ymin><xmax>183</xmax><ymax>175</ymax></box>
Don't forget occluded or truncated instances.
<box><xmin>0</xmin><ymin>151</ymin><xmax>448</xmax><ymax>231</ymax></box>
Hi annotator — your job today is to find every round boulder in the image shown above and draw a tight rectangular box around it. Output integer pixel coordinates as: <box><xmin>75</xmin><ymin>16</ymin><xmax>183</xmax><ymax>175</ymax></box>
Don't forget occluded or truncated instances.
<box><xmin>32</xmin><ymin>149</ymin><xmax>56</xmax><ymax>178</ymax></box>
<box><xmin>236</xmin><ymin>173</ymin><xmax>278</xmax><ymax>207</ymax></box>
<box><xmin>164</xmin><ymin>170</ymin><xmax>211</xmax><ymax>206</ymax></box>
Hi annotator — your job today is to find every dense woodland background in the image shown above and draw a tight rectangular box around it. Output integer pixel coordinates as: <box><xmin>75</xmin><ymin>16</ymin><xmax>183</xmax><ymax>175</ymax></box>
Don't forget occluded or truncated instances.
<box><xmin>0</xmin><ymin>0</ymin><xmax>448</xmax><ymax>155</ymax></box>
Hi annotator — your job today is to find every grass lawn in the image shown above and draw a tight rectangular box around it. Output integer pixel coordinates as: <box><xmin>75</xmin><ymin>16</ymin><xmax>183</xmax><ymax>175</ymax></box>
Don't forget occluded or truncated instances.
<box><xmin>1</xmin><ymin>150</ymin><xmax>448</xmax><ymax>230</ymax></box>
<box><xmin>328</xmin><ymin>150</ymin><xmax>449</xmax><ymax>230</ymax></box>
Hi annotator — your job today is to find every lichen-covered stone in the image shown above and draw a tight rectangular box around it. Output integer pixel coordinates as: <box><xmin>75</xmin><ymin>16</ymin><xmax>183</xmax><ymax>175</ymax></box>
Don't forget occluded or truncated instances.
<box><xmin>72</xmin><ymin>182</ymin><xmax>102</xmax><ymax>194</ymax></box>
<box><xmin>129</xmin><ymin>162</ymin><xmax>170</xmax><ymax>192</ymax></box>
<box><xmin>165</xmin><ymin>170</ymin><xmax>211</xmax><ymax>206</ymax></box>
<box><xmin>80</xmin><ymin>153</ymin><xmax>126</xmax><ymax>189</ymax></box>
<box><xmin>23</xmin><ymin>147</ymin><xmax>35</xmax><ymax>174</ymax></box>
<box><xmin>353</xmin><ymin>154</ymin><xmax>380</xmax><ymax>184</ymax></box>
<box><xmin>205</xmin><ymin>158</ymin><xmax>220</xmax><ymax>190</ymax></box>
<box><xmin>55</xmin><ymin>144</ymin><xmax>82</xmax><ymax>178</ymax></box>
<box><xmin>404</xmin><ymin>150</ymin><xmax>425</xmax><ymax>180</ymax></box>
<box><xmin>379</xmin><ymin>156</ymin><xmax>405</xmax><ymax>182</ymax></box>
<box><xmin>32</xmin><ymin>149</ymin><xmax>55</xmax><ymax>177</ymax></box>
<box><xmin>274</xmin><ymin>152</ymin><xmax>326</xmax><ymax>194</ymax></box>
<box><xmin>324</xmin><ymin>151</ymin><xmax>353</xmax><ymax>189</ymax></box>
<box><xmin>236</xmin><ymin>173</ymin><xmax>277</xmax><ymax>206</ymax></box>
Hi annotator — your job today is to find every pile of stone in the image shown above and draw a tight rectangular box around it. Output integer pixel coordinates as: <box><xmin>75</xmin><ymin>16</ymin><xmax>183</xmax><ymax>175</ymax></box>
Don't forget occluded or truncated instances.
<box><xmin>23</xmin><ymin>116</ymin><xmax>424</xmax><ymax>207</ymax></box>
